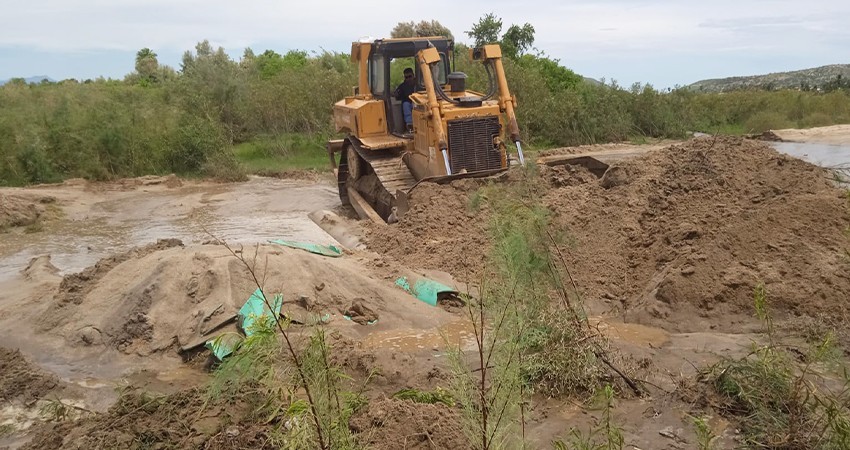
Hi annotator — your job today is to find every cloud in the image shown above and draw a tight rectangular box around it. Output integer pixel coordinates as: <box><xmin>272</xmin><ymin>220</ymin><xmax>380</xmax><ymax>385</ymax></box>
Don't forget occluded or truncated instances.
<box><xmin>1</xmin><ymin>0</ymin><xmax>848</xmax><ymax>86</ymax></box>
<box><xmin>699</xmin><ymin>15</ymin><xmax>806</xmax><ymax>30</ymax></box>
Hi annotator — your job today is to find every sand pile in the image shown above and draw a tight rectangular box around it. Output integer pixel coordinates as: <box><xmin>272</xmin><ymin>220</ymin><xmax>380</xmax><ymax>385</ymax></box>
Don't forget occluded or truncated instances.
<box><xmin>34</xmin><ymin>241</ymin><xmax>444</xmax><ymax>356</ymax></box>
<box><xmin>0</xmin><ymin>193</ymin><xmax>55</xmax><ymax>228</ymax></box>
<box><xmin>368</xmin><ymin>137</ymin><xmax>850</xmax><ymax>332</ymax></box>
<box><xmin>365</xmin><ymin>179</ymin><xmax>493</xmax><ymax>280</ymax></box>
<box><xmin>551</xmin><ymin>137</ymin><xmax>849</xmax><ymax>331</ymax></box>
<box><xmin>0</xmin><ymin>347</ymin><xmax>59</xmax><ymax>404</ymax></box>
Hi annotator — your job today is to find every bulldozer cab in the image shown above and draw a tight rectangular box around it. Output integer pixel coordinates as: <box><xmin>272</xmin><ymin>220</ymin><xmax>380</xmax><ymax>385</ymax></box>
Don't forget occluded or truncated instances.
<box><xmin>365</xmin><ymin>37</ymin><xmax>453</xmax><ymax>135</ymax></box>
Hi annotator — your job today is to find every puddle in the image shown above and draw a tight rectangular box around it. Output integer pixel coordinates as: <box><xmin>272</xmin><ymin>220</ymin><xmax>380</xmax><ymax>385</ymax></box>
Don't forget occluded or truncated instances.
<box><xmin>361</xmin><ymin>318</ymin><xmax>477</xmax><ymax>353</ymax></box>
<box><xmin>595</xmin><ymin>320</ymin><xmax>670</xmax><ymax>347</ymax></box>
<box><xmin>0</xmin><ymin>178</ymin><xmax>340</xmax><ymax>282</ymax></box>
<box><xmin>771</xmin><ymin>142</ymin><xmax>850</xmax><ymax>168</ymax></box>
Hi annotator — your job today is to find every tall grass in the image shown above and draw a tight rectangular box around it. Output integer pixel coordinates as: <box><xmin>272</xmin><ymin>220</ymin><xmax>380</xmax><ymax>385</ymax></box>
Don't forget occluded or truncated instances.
<box><xmin>700</xmin><ymin>285</ymin><xmax>850</xmax><ymax>449</ymax></box>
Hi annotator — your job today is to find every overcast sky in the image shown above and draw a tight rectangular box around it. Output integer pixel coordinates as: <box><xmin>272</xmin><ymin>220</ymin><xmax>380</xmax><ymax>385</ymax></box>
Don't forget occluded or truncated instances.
<box><xmin>0</xmin><ymin>0</ymin><xmax>847</xmax><ymax>87</ymax></box>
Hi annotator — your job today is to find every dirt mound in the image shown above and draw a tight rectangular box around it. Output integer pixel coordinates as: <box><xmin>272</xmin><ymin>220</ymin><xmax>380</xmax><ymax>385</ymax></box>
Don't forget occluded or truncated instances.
<box><xmin>0</xmin><ymin>347</ymin><xmax>59</xmax><ymax>404</ymax></box>
<box><xmin>368</xmin><ymin>137</ymin><xmax>850</xmax><ymax>332</ymax></box>
<box><xmin>34</xmin><ymin>241</ymin><xmax>451</xmax><ymax>357</ymax></box>
<box><xmin>0</xmin><ymin>193</ymin><xmax>55</xmax><ymax>228</ymax></box>
<box><xmin>365</xmin><ymin>179</ymin><xmax>492</xmax><ymax>280</ymax></box>
<box><xmin>23</xmin><ymin>389</ymin><xmax>468</xmax><ymax>450</ymax></box>
<box><xmin>549</xmin><ymin>136</ymin><xmax>849</xmax><ymax>331</ymax></box>
<box><xmin>21</xmin><ymin>388</ymin><xmax>265</xmax><ymax>450</ymax></box>
<box><xmin>52</xmin><ymin>238</ymin><xmax>184</xmax><ymax>306</ymax></box>
<box><xmin>350</xmin><ymin>397</ymin><xmax>469</xmax><ymax>450</ymax></box>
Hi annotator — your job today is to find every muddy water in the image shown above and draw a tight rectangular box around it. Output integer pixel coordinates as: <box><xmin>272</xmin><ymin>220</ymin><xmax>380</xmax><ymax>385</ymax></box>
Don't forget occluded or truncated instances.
<box><xmin>0</xmin><ymin>177</ymin><xmax>340</xmax><ymax>282</ymax></box>
<box><xmin>361</xmin><ymin>318</ymin><xmax>478</xmax><ymax>353</ymax></box>
<box><xmin>772</xmin><ymin>141</ymin><xmax>850</xmax><ymax>167</ymax></box>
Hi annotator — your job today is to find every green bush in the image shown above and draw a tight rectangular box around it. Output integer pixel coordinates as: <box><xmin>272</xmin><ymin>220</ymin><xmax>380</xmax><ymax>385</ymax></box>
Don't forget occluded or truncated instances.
<box><xmin>1</xmin><ymin>39</ymin><xmax>848</xmax><ymax>187</ymax></box>
<box><xmin>744</xmin><ymin>111</ymin><xmax>793</xmax><ymax>133</ymax></box>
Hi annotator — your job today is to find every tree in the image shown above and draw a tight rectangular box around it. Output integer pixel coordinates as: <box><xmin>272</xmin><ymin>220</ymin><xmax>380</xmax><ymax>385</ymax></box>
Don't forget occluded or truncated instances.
<box><xmin>391</xmin><ymin>20</ymin><xmax>454</xmax><ymax>40</ymax></box>
<box><xmin>255</xmin><ymin>50</ymin><xmax>284</xmax><ymax>79</ymax></box>
<box><xmin>135</xmin><ymin>48</ymin><xmax>159</xmax><ymax>84</ymax></box>
<box><xmin>178</xmin><ymin>40</ymin><xmax>247</xmax><ymax>140</ymax></box>
<box><xmin>465</xmin><ymin>13</ymin><xmax>502</xmax><ymax>47</ymax></box>
<box><xmin>240</xmin><ymin>47</ymin><xmax>257</xmax><ymax>70</ymax></box>
<box><xmin>501</xmin><ymin>23</ymin><xmax>535</xmax><ymax>58</ymax></box>
<box><xmin>391</xmin><ymin>21</ymin><xmax>415</xmax><ymax>38</ymax></box>
<box><xmin>466</xmin><ymin>14</ymin><xmax>535</xmax><ymax>59</ymax></box>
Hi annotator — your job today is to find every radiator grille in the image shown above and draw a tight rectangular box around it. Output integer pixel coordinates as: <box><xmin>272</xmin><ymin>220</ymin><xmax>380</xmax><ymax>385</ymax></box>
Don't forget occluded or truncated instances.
<box><xmin>446</xmin><ymin>117</ymin><xmax>502</xmax><ymax>173</ymax></box>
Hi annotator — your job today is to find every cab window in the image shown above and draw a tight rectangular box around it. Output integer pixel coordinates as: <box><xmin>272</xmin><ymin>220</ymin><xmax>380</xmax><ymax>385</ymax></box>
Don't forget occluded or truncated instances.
<box><xmin>369</xmin><ymin>54</ymin><xmax>386</xmax><ymax>96</ymax></box>
<box><xmin>389</xmin><ymin>53</ymin><xmax>449</xmax><ymax>89</ymax></box>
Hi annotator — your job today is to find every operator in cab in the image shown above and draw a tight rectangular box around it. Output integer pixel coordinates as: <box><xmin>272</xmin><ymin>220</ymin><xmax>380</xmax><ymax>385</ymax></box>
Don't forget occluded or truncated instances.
<box><xmin>393</xmin><ymin>68</ymin><xmax>416</xmax><ymax>132</ymax></box>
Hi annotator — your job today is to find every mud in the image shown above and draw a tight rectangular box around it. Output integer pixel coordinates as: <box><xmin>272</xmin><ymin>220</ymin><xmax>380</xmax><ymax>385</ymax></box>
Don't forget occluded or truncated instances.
<box><xmin>774</xmin><ymin>124</ymin><xmax>850</xmax><ymax>145</ymax></box>
<box><xmin>0</xmin><ymin>348</ymin><xmax>59</xmax><ymax>404</ymax></box>
<box><xmin>367</xmin><ymin>136</ymin><xmax>850</xmax><ymax>335</ymax></box>
<box><xmin>552</xmin><ymin>137</ymin><xmax>849</xmax><ymax>332</ymax></box>
<box><xmin>12</xmin><ymin>243</ymin><xmax>455</xmax><ymax>359</ymax></box>
<box><xmin>365</xmin><ymin>179</ymin><xmax>493</xmax><ymax>280</ymax></box>
<box><xmin>0</xmin><ymin>176</ymin><xmax>340</xmax><ymax>282</ymax></box>
<box><xmin>20</xmin><ymin>387</ymin><xmax>257</xmax><ymax>450</ymax></box>
<box><xmin>350</xmin><ymin>398</ymin><xmax>469</xmax><ymax>450</ymax></box>
<box><xmin>0</xmin><ymin>193</ymin><xmax>56</xmax><ymax>229</ymax></box>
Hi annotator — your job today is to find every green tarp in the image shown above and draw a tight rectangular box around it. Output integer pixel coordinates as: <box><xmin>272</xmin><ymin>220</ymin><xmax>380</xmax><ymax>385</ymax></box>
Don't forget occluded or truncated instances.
<box><xmin>205</xmin><ymin>289</ymin><xmax>283</xmax><ymax>361</ymax></box>
<box><xmin>204</xmin><ymin>333</ymin><xmax>243</xmax><ymax>360</ymax></box>
<box><xmin>269</xmin><ymin>240</ymin><xmax>343</xmax><ymax>257</ymax></box>
<box><xmin>395</xmin><ymin>276</ymin><xmax>457</xmax><ymax>307</ymax></box>
<box><xmin>239</xmin><ymin>289</ymin><xmax>283</xmax><ymax>336</ymax></box>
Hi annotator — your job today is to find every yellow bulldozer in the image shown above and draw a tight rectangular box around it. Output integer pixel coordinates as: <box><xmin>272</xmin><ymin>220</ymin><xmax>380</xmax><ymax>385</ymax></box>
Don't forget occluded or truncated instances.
<box><xmin>327</xmin><ymin>36</ymin><xmax>525</xmax><ymax>223</ymax></box>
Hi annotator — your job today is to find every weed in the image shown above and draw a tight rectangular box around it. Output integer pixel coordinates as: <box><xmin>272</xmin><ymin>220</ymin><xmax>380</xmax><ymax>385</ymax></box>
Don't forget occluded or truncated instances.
<box><xmin>689</xmin><ymin>415</ymin><xmax>718</xmax><ymax>450</ymax></box>
<box><xmin>393</xmin><ymin>387</ymin><xmax>455</xmax><ymax>406</ymax></box>
<box><xmin>467</xmin><ymin>189</ymin><xmax>484</xmax><ymax>213</ymax></box>
<box><xmin>39</xmin><ymin>397</ymin><xmax>93</xmax><ymax>422</ymax></box>
<box><xmin>209</xmin><ymin>239</ymin><xmax>359</xmax><ymax>450</ymax></box>
<box><xmin>447</xmin><ymin>288</ymin><xmax>526</xmax><ymax>450</ymax></box>
<box><xmin>520</xmin><ymin>308</ymin><xmax>605</xmax><ymax>397</ymax></box>
<box><xmin>753</xmin><ymin>282</ymin><xmax>773</xmax><ymax>339</ymax></box>
<box><xmin>555</xmin><ymin>385</ymin><xmax>624</xmax><ymax>450</ymax></box>
<box><xmin>446</xmin><ymin>169</ymin><xmax>632</xmax><ymax>449</ymax></box>
<box><xmin>0</xmin><ymin>424</ymin><xmax>15</xmax><ymax>437</ymax></box>
<box><xmin>702</xmin><ymin>287</ymin><xmax>850</xmax><ymax>449</ymax></box>
<box><xmin>206</xmin><ymin>315</ymin><xmax>286</xmax><ymax>412</ymax></box>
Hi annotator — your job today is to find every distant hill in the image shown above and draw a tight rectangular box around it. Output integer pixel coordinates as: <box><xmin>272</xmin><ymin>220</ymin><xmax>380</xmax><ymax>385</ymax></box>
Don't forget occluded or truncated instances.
<box><xmin>0</xmin><ymin>75</ymin><xmax>56</xmax><ymax>86</ymax></box>
<box><xmin>687</xmin><ymin>64</ymin><xmax>850</xmax><ymax>93</ymax></box>
<box><xmin>583</xmin><ymin>76</ymin><xmax>603</xmax><ymax>86</ymax></box>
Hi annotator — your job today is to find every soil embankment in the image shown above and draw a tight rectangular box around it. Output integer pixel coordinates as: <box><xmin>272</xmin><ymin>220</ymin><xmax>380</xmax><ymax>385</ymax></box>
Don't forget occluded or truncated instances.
<box><xmin>368</xmin><ymin>136</ymin><xmax>850</xmax><ymax>333</ymax></box>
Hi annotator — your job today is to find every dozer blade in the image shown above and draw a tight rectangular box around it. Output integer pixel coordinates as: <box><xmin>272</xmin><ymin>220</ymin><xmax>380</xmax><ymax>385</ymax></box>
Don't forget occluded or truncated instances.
<box><xmin>417</xmin><ymin>167</ymin><xmax>507</xmax><ymax>185</ymax></box>
<box><xmin>537</xmin><ymin>147</ymin><xmax>654</xmax><ymax>176</ymax></box>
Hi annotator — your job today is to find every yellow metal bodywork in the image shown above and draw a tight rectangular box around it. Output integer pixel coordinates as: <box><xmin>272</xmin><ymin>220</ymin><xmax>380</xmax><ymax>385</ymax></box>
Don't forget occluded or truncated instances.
<box><xmin>332</xmin><ymin>38</ymin><xmax>516</xmax><ymax>181</ymax></box>
<box><xmin>351</xmin><ymin>42</ymin><xmax>371</xmax><ymax>97</ymax></box>
<box><xmin>406</xmin><ymin>93</ymin><xmax>506</xmax><ymax>179</ymax></box>
<box><xmin>333</xmin><ymin>97</ymin><xmax>388</xmax><ymax>137</ymax></box>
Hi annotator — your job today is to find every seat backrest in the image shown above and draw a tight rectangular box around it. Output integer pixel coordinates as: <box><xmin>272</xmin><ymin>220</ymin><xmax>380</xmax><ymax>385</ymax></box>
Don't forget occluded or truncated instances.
<box><xmin>388</xmin><ymin>97</ymin><xmax>405</xmax><ymax>134</ymax></box>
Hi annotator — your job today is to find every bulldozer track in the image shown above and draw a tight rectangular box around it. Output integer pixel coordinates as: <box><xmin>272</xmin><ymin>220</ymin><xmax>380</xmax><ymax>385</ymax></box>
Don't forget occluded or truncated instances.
<box><xmin>337</xmin><ymin>137</ymin><xmax>417</xmax><ymax>222</ymax></box>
